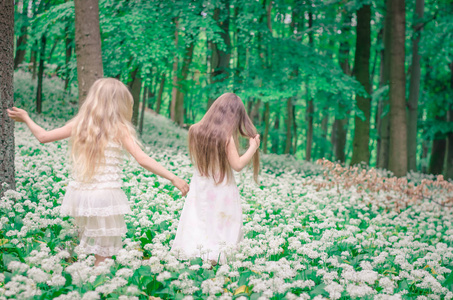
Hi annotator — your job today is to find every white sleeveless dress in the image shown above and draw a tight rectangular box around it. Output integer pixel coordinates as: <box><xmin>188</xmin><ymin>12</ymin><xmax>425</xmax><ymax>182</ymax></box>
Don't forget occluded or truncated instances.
<box><xmin>60</xmin><ymin>143</ymin><xmax>131</xmax><ymax>257</ymax></box>
<box><xmin>172</xmin><ymin>170</ymin><xmax>243</xmax><ymax>263</ymax></box>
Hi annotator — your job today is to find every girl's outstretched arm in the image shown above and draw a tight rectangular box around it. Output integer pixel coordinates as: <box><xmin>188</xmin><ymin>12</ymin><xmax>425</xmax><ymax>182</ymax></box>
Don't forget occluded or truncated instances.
<box><xmin>121</xmin><ymin>130</ymin><xmax>189</xmax><ymax>196</ymax></box>
<box><xmin>7</xmin><ymin>107</ymin><xmax>72</xmax><ymax>143</ymax></box>
<box><xmin>227</xmin><ymin>135</ymin><xmax>260</xmax><ymax>172</ymax></box>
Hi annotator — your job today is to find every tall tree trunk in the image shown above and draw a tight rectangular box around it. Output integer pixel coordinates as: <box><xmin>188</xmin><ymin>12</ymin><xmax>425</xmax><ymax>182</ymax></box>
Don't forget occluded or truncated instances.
<box><xmin>285</xmin><ymin>98</ymin><xmax>293</xmax><ymax>154</ymax></box>
<box><xmin>36</xmin><ymin>34</ymin><xmax>46</xmax><ymax>114</ymax></box>
<box><xmin>306</xmin><ymin>95</ymin><xmax>314</xmax><ymax>161</ymax></box>
<box><xmin>174</xmin><ymin>42</ymin><xmax>194</xmax><ymax>126</ymax></box>
<box><xmin>272</xmin><ymin>109</ymin><xmax>280</xmax><ymax>154</ymax></box>
<box><xmin>170</xmin><ymin>18</ymin><xmax>179</xmax><ymax>121</ymax></box>
<box><xmin>31</xmin><ymin>40</ymin><xmax>38</xmax><ymax>79</ymax></box>
<box><xmin>445</xmin><ymin>62</ymin><xmax>453</xmax><ymax>179</ymax></box>
<box><xmin>377</xmin><ymin>1</ymin><xmax>392</xmax><ymax>169</ymax></box>
<box><xmin>305</xmin><ymin>8</ymin><xmax>314</xmax><ymax>161</ymax></box>
<box><xmin>263</xmin><ymin>102</ymin><xmax>270</xmax><ymax>153</ymax></box>
<box><xmin>292</xmin><ymin>102</ymin><xmax>298</xmax><ymax>154</ymax></box>
<box><xmin>0</xmin><ymin>0</ymin><xmax>15</xmax><ymax>192</ymax></box>
<box><xmin>139</xmin><ymin>85</ymin><xmax>147</xmax><ymax>135</ymax></box>
<box><xmin>350</xmin><ymin>5</ymin><xmax>372</xmax><ymax>165</ymax></box>
<box><xmin>65</xmin><ymin>26</ymin><xmax>73</xmax><ymax>92</ymax></box>
<box><xmin>407</xmin><ymin>0</ymin><xmax>424</xmax><ymax>171</ymax></box>
<box><xmin>429</xmin><ymin>132</ymin><xmax>446</xmax><ymax>175</ymax></box>
<box><xmin>388</xmin><ymin>0</ymin><xmax>408</xmax><ymax>177</ymax></box>
<box><xmin>332</xmin><ymin>13</ymin><xmax>351</xmax><ymax>163</ymax></box>
<box><xmin>129</xmin><ymin>67</ymin><xmax>142</xmax><ymax>126</ymax></box>
<box><xmin>156</xmin><ymin>72</ymin><xmax>165</xmax><ymax>114</ymax></box>
<box><xmin>14</xmin><ymin>22</ymin><xmax>27</xmax><ymax>69</ymax></box>
<box><xmin>207</xmin><ymin>0</ymin><xmax>231</xmax><ymax>109</ymax></box>
<box><xmin>74</xmin><ymin>0</ymin><xmax>103</xmax><ymax>104</ymax></box>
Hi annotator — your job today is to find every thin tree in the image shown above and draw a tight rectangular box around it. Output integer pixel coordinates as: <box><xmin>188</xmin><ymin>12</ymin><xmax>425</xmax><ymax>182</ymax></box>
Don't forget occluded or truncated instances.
<box><xmin>350</xmin><ymin>4</ymin><xmax>372</xmax><ymax>165</ymax></box>
<box><xmin>407</xmin><ymin>0</ymin><xmax>424</xmax><ymax>171</ymax></box>
<box><xmin>0</xmin><ymin>0</ymin><xmax>15</xmax><ymax>191</ymax></box>
<box><xmin>74</xmin><ymin>0</ymin><xmax>104</xmax><ymax>104</ymax></box>
<box><xmin>388</xmin><ymin>0</ymin><xmax>408</xmax><ymax>177</ymax></box>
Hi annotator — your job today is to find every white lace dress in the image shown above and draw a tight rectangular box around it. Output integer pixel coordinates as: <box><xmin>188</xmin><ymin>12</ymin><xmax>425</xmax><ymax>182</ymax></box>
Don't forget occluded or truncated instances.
<box><xmin>171</xmin><ymin>170</ymin><xmax>243</xmax><ymax>263</ymax></box>
<box><xmin>60</xmin><ymin>143</ymin><xmax>131</xmax><ymax>257</ymax></box>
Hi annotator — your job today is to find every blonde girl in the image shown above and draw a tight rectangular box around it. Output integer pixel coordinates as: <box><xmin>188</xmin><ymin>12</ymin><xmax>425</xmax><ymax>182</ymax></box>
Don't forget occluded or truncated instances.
<box><xmin>171</xmin><ymin>92</ymin><xmax>260</xmax><ymax>264</ymax></box>
<box><xmin>8</xmin><ymin>78</ymin><xmax>189</xmax><ymax>266</ymax></box>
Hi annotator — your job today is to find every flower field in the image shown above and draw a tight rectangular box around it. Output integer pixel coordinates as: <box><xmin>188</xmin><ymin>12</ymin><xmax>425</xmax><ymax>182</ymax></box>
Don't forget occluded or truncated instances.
<box><xmin>1</xmin><ymin>87</ymin><xmax>453</xmax><ymax>299</ymax></box>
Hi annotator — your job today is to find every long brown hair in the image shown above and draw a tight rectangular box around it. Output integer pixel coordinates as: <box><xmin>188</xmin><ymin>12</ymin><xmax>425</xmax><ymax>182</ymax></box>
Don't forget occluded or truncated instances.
<box><xmin>188</xmin><ymin>93</ymin><xmax>260</xmax><ymax>184</ymax></box>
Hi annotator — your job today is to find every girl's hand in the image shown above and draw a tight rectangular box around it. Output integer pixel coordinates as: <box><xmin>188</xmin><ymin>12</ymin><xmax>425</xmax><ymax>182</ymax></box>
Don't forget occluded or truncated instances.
<box><xmin>171</xmin><ymin>176</ymin><xmax>190</xmax><ymax>197</ymax></box>
<box><xmin>249</xmin><ymin>134</ymin><xmax>260</xmax><ymax>150</ymax></box>
<box><xmin>7</xmin><ymin>107</ymin><xmax>30</xmax><ymax>123</ymax></box>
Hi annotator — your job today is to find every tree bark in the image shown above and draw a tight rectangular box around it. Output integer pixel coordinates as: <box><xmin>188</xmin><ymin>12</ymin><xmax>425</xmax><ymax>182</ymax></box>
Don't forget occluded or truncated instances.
<box><xmin>263</xmin><ymin>102</ymin><xmax>270</xmax><ymax>154</ymax></box>
<box><xmin>36</xmin><ymin>34</ymin><xmax>46</xmax><ymax>114</ymax></box>
<box><xmin>129</xmin><ymin>67</ymin><xmax>142</xmax><ymax>126</ymax></box>
<box><xmin>332</xmin><ymin>13</ymin><xmax>351</xmax><ymax>163</ymax></box>
<box><xmin>170</xmin><ymin>18</ymin><xmax>179</xmax><ymax>121</ymax></box>
<box><xmin>388</xmin><ymin>0</ymin><xmax>408</xmax><ymax>177</ymax></box>
<box><xmin>445</xmin><ymin>62</ymin><xmax>453</xmax><ymax>179</ymax></box>
<box><xmin>429</xmin><ymin>133</ymin><xmax>446</xmax><ymax>175</ymax></box>
<box><xmin>139</xmin><ymin>85</ymin><xmax>147</xmax><ymax>135</ymax></box>
<box><xmin>377</xmin><ymin>1</ymin><xmax>392</xmax><ymax>169</ymax></box>
<box><xmin>350</xmin><ymin>5</ymin><xmax>372</xmax><ymax>165</ymax></box>
<box><xmin>31</xmin><ymin>40</ymin><xmax>38</xmax><ymax>79</ymax></box>
<box><xmin>305</xmin><ymin>8</ymin><xmax>314</xmax><ymax>161</ymax></box>
<box><xmin>174</xmin><ymin>42</ymin><xmax>194</xmax><ymax>126</ymax></box>
<box><xmin>0</xmin><ymin>0</ymin><xmax>15</xmax><ymax>191</ymax></box>
<box><xmin>407</xmin><ymin>0</ymin><xmax>424</xmax><ymax>171</ymax></box>
<box><xmin>285</xmin><ymin>98</ymin><xmax>293</xmax><ymax>154</ymax></box>
<box><xmin>14</xmin><ymin>21</ymin><xmax>27</xmax><ymax>69</ymax></box>
<box><xmin>272</xmin><ymin>109</ymin><xmax>280</xmax><ymax>154</ymax></box>
<box><xmin>156</xmin><ymin>72</ymin><xmax>165</xmax><ymax>114</ymax></box>
<box><xmin>207</xmin><ymin>0</ymin><xmax>231</xmax><ymax>109</ymax></box>
<box><xmin>65</xmin><ymin>25</ymin><xmax>73</xmax><ymax>92</ymax></box>
<box><xmin>74</xmin><ymin>0</ymin><xmax>103</xmax><ymax>104</ymax></box>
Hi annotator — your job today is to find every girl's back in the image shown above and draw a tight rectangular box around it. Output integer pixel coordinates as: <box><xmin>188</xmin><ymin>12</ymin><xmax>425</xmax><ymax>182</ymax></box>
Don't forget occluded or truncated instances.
<box><xmin>172</xmin><ymin>93</ymin><xmax>260</xmax><ymax>263</ymax></box>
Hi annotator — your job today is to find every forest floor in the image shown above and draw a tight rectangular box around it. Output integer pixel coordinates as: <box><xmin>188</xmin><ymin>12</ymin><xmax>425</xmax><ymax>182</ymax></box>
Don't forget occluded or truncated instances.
<box><xmin>1</xmin><ymin>73</ymin><xmax>453</xmax><ymax>299</ymax></box>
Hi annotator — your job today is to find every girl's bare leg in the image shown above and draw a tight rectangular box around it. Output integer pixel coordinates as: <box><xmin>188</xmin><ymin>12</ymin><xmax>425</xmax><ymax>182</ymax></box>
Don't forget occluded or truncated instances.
<box><xmin>94</xmin><ymin>254</ymin><xmax>110</xmax><ymax>266</ymax></box>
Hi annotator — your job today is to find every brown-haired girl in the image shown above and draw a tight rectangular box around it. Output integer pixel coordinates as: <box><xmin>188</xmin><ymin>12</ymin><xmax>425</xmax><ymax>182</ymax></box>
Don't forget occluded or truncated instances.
<box><xmin>172</xmin><ymin>93</ymin><xmax>260</xmax><ymax>264</ymax></box>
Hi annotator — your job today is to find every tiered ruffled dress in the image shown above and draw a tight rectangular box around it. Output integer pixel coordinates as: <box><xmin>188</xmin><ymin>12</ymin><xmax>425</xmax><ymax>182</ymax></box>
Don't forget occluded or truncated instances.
<box><xmin>172</xmin><ymin>170</ymin><xmax>243</xmax><ymax>263</ymax></box>
<box><xmin>61</xmin><ymin>143</ymin><xmax>131</xmax><ymax>257</ymax></box>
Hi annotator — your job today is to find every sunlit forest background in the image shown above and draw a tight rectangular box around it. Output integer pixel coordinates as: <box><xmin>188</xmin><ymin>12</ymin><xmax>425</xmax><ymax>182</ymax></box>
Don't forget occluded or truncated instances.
<box><xmin>11</xmin><ymin>0</ymin><xmax>453</xmax><ymax>177</ymax></box>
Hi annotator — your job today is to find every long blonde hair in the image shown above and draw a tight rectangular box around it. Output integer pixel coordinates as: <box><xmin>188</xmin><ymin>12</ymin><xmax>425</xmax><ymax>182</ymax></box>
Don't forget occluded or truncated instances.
<box><xmin>188</xmin><ymin>93</ymin><xmax>260</xmax><ymax>184</ymax></box>
<box><xmin>70</xmin><ymin>78</ymin><xmax>138</xmax><ymax>182</ymax></box>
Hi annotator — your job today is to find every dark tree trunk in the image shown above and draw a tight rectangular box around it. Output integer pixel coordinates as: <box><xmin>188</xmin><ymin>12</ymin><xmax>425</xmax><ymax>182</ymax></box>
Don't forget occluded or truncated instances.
<box><xmin>429</xmin><ymin>134</ymin><xmax>446</xmax><ymax>175</ymax></box>
<box><xmin>306</xmin><ymin>95</ymin><xmax>314</xmax><ymax>161</ymax></box>
<box><xmin>350</xmin><ymin>5</ymin><xmax>372</xmax><ymax>165</ymax></box>
<box><xmin>292</xmin><ymin>103</ymin><xmax>298</xmax><ymax>154</ymax></box>
<box><xmin>377</xmin><ymin>1</ymin><xmax>392</xmax><ymax>169</ymax></box>
<box><xmin>14</xmin><ymin>23</ymin><xmax>27</xmax><ymax>69</ymax></box>
<box><xmin>156</xmin><ymin>72</ymin><xmax>165</xmax><ymax>114</ymax></box>
<box><xmin>407</xmin><ymin>0</ymin><xmax>424</xmax><ymax>171</ymax></box>
<box><xmin>285</xmin><ymin>98</ymin><xmax>293</xmax><ymax>154</ymax></box>
<box><xmin>31</xmin><ymin>40</ymin><xmax>38</xmax><ymax>79</ymax></box>
<box><xmin>272</xmin><ymin>109</ymin><xmax>280</xmax><ymax>154</ymax></box>
<box><xmin>65</xmin><ymin>27</ymin><xmax>73</xmax><ymax>92</ymax></box>
<box><xmin>174</xmin><ymin>42</ymin><xmax>194</xmax><ymax>126</ymax></box>
<box><xmin>388</xmin><ymin>0</ymin><xmax>408</xmax><ymax>177</ymax></box>
<box><xmin>305</xmin><ymin>8</ymin><xmax>314</xmax><ymax>161</ymax></box>
<box><xmin>129</xmin><ymin>67</ymin><xmax>142</xmax><ymax>126</ymax></box>
<box><xmin>74</xmin><ymin>0</ymin><xmax>104</xmax><ymax>104</ymax></box>
<box><xmin>263</xmin><ymin>102</ymin><xmax>270</xmax><ymax>153</ymax></box>
<box><xmin>0</xmin><ymin>0</ymin><xmax>15</xmax><ymax>192</ymax></box>
<box><xmin>445</xmin><ymin>62</ymin><xmax>453</xmax><ymax>179</ymax></box>
<box><xmin>170</xmin><ymin>19</ymin><xmax>179</xmax><ymax>121</ymax></box>
<box><xmin>332</xmin><ymin>12</ymin><xmax>351</xmax><ymax>163</ymax></box>
<box><xmin>36</xmin><ymin>34</ymin><xmax>46</xmax><ymax>114</ymax></box>
<box><xmin>208</xmin><ymin>0</ymin><xmax>231</xmax><ymax>109</ymax></box>
<box><xmin>139</xmin><ymin>85</ymin><xmax>147</xmax><ymax>135</ymax></box>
